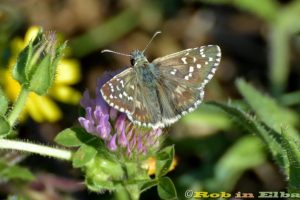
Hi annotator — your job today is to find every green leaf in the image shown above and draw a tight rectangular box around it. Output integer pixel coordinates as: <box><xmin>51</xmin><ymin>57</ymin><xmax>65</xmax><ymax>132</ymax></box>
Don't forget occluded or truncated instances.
<box><xmin>0</xmin><ymin>161</ymin><xmax>35</xmax><ymax>181</ymax></box>
<box><xmin>155</xmin><ymin>145</ymin><xmax>175</xmax><ymax>178</ymax></box>
<box><xmin>206</xmin><ymin>136</ymin><xmax>266</xmax><ymax>191</ymax></box>
<box><xmin>138</xmin><ymin>179</ymin><xmax>159</xmax><ymax>193</ymax></box>
<box><xmin>236</xmin><ymin>79</ymin><xmax>300</xmax><ymax>143</ymax></box>
<box><xmin>55</xmin><ymin>127</ymin><xmax>93</xmax><ymax>147</ymax></box>
<box><xmin>199</xmin><ymin>0</ymin><xmax>279</xmax><ymax>22</ymax></box>
<box><xmin>0</xmin><ymin>116</ymin><xmax>10</xmax><ymax>137</ymax></box>
<box><xmin>157</xmin><ymin>177</ymin><xmax>177</xmax><ymax>200</ymax></box>
<box><xmin>277</xmin><ymin>1</ymin><xmax>300</xmax><ymax>34</ymax></box>
<box><xmin>72</xmin><ymin>144</ymin><xmax>97</xmax><ymax>168</ymax></box>
<box><xmin>0</xmin><ymin>87</ymin><xmax>8</xmax><ymax>116</ymax></box>
<box><xmin>233</xmin><ymin>0</ymin><xmax>278</xmax><ymax>22</ymax></box>
<box><xmin>209</xmin><ymin>102</ymin><xmax>289</xmax><ymax>175</ymax></box>
<box><xmin>280</xmin><ymin>129</ymin><xmax>300</xmax><ymax>192</ymax></box>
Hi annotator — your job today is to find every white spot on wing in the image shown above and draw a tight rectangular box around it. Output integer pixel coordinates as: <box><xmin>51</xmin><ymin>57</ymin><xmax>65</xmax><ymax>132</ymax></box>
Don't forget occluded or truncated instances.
<box><xmin>181</xmin><ymin>57</ymin><xmax>187</xmax><ymax>64</ymax></box>
<box><xmin>170</xmin><ymin>69</ymin><xmax>177</xmax><ymax>75</ymax></box>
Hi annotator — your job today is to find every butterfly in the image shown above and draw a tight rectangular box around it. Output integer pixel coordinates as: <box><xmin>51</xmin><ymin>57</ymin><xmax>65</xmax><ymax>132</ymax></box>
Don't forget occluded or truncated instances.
<box><xmin>101</xmin><ymin>32</ymin><xmax>221</xmax><ymax>129</ymax></box>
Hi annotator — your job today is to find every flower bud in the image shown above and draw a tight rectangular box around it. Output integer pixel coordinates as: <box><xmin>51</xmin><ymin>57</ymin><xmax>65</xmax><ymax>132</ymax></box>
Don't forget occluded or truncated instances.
<box><xmin>12</xmin><ymin>28</ymin><xmax>66</xmax><ymax>95</ymax></box>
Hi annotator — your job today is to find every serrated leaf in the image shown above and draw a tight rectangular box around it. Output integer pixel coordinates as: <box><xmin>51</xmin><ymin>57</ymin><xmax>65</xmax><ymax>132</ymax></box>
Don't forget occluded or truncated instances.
<box><xmin>0</xmin><ymin>116</ymin><xmax>10</xmax><ymax>137</ymax></box>
<box><xmin>155</xmin><ymin>145</ymin><xmax>175</xmax><ymax>178</ymax></box>
<box><xmin>72</xmin><ymin>144</ymin><xmax>97</xmax><ymax>168</ymax></box>
<box><xmin>280</xmin><ymin>129</ymin><xmax>300</xmax><ymax>192</ymax></box>
<box><xmin>55</xmin><ymin>127</ymin><xmax>93</xmax><ymax>147</ymax></box>
<box><xmin>236</xmin><ymin>79</ymin><xmax>300</xmax><ymax>143</ymax></box>
<box><xmin>0</xmin><ymin>87</ymin><xmax>8</xmax><ymax>116</ymax></box>
<box><xmin>157</xmin><ymin>177</ymin><xmax>177</xmax><ymax>200</ymax></box>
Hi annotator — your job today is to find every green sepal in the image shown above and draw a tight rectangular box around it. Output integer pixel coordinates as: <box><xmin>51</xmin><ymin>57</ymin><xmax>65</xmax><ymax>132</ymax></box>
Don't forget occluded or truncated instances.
<box><xmin>27</xmin><ymin>55</ymin><xmax>52</xmax><ymax>95</ymax></box>
<box><xmin>72</xmin><ymin>143</ymin><xmax>97</xmax><ymax>168</ymax></box>
<box><xmin>12</xmin><ymin>29</ymin><xmax>42</xmax><ymax>84</ymax></box>
<box><xmin>155</xmin><ymin>145</ymin><xmax>175</xmax><ymax>178</ymax></box>
<box><xmin>85</xmin><ymin>154</ymin><xmax>124</xmax><ymax>191</ymax></box>
<box><xmin>157</xmin><ymin>177</ymin><xmax>177</xmax><ymax>200</ymax></box>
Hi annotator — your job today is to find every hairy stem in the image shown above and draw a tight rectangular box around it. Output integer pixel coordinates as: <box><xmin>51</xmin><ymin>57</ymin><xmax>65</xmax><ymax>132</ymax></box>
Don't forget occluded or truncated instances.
<box><xmin>0</xmin><ymin>139</ymin><xmax>72</xmax><ymax>160</ymax></box>
<box><xmin>7</xmin><ymin>86</ymin><xmax>30</xmax><ymax>126</ymax></box>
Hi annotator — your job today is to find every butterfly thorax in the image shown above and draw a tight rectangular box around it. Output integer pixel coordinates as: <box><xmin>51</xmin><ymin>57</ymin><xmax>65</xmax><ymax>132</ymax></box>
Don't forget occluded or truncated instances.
<box><xmin>130</xmin><ymin>50</ymin><xmax>160</xmax><ymax>87</ymax></box>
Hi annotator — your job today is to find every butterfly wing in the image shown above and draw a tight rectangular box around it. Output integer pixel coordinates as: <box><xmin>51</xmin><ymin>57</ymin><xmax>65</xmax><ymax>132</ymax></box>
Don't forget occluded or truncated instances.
<box><xmin>153</xmin><ymin>45</ymin><xmax>221</xmax><ymax>89</ymax></box>
<box><xmin>152</xmin><ymin>45</ymin><xmax>221</xmax><ymax>124</ymax></box>
<box><xmin>101</xmin><ymin>67</ymin><xmax>162</xmax><ymax>127</ymax></box>
<box><xmin>101</xmin><ymin>68</ymin><xmax>136</xmax><ymax>115</ymax></box>
<box><xmin>127</xmin><ymin>82</ymin><xmax>163</xmax><ymax>127</ymax></box>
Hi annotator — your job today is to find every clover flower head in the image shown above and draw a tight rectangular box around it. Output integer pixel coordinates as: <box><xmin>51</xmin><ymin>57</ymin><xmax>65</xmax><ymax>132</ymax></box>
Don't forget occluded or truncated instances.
<box><xmin>79</xmin><ymin>72</ymin><xmax>163</xmax><ymax>157</ymax></box>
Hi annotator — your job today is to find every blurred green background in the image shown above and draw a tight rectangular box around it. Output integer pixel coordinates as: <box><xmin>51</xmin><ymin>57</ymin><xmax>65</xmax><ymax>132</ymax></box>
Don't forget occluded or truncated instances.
<box><xmin>1</xmin><ymin>0</ymin><xmax>300</xmax><ymax>199</ymax></box>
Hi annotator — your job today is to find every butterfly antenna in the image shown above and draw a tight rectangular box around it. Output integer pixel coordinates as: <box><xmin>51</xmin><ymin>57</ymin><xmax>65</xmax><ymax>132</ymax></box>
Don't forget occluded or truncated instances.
<box><xmin>101</xmin><ymin>49</ymin><xmax>132</xmax><ymax>57</ymax></box>
<box><xmin>142</xmin><ymin>31</ymin><xmax>162</xmax><ymax>53</ymax></box>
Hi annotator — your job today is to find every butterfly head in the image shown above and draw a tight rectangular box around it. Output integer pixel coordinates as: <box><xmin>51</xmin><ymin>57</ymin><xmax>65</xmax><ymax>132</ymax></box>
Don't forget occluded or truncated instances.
<box><xmin>130</xmin><ymin>50</ymin><xmax>149</xmax><ymax>67</ymax></box>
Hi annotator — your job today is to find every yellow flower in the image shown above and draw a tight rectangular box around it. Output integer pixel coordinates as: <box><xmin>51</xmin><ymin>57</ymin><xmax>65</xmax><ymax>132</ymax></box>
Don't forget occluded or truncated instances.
<box><xmin>143</xmin><ymin>156</ymin><xmax>178</xmax><ymax>176</ymax></box>
<box><xmin>0</xmin><ymin>26</ymin><xmax>81</xmax><ymax>122</ymax></box>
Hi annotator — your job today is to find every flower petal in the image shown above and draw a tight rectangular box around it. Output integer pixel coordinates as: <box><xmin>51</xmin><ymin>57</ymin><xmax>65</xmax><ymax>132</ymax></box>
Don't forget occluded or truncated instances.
<box><xmin>24</xmin><ymin>26</ymin><xmax>40</xmax><ymax>44</ymax></box>
<box><xmin>108</xmin><ymin>134</ymin><xmax>118</xmax><ymax>151</ymax></box>
<box><xmin>49</xmin><ymin>85</ymin><xmax>81</xmax><ymax>105</ymax></box>
<box><xmin>27</xmin><ymin>94</ymin><xmax>62</xmax><ymax>122</ymax></box>
<box><xmin>55</xmin><ymin>59</ymin><xmax>81</xmax><ymax>84</ymax></box>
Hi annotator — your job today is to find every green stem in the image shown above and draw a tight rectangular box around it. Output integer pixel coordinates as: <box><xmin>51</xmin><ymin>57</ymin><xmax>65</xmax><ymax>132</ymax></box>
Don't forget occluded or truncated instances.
<box><xmin>7</xmin><ymin>86</ymin><xmax>30</xmax><ymax>126</ymax></box>
<box><xmin>0</xmin><ymin>139</ymin><xmax>72</xmax><ymax>161</ymax></box>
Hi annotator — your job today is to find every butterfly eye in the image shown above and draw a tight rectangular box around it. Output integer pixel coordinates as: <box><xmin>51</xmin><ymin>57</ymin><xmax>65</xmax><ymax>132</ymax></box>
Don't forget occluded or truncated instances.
<box><xmin>130</xmin><ymin>58</ymin><xmax>135</xmax><ymax>66</ymax></box>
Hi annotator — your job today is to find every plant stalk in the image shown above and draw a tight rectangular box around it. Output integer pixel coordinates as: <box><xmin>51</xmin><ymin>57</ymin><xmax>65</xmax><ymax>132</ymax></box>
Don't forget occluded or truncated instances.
<box><xmin>0</xmin><ymin>139</ymin><xmax>72</xmax><ymax>161</ymax></box>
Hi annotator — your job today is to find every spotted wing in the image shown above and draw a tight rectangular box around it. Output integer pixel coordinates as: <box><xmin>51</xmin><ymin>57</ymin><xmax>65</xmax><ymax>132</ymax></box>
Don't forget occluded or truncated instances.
<box><xmin>153</xmin><ymin>45</ymin><xmax>221</xmax><ymax>89</ymax></box>
<box><xmin>101</xmin><ymin>68</ymin><xmax>136</xmax><ymax>115</ymax></box>
<box><xmin>101</xmin><ymin>67</ymin><xmax>163</xmax><ymax>128</ymax></box>
<box><xmin>152</xmin><ymin>45</ymin><xmax>221</xmax><ymax>124</ymax></box>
